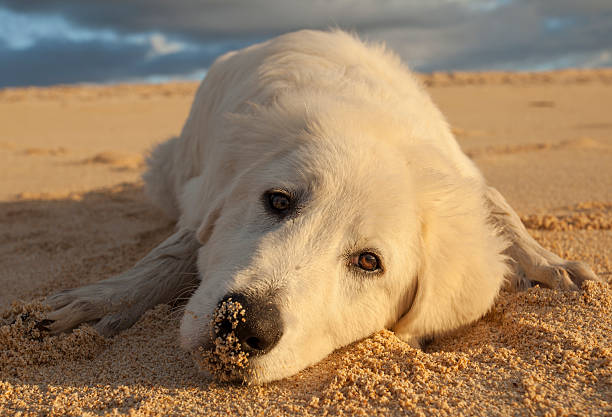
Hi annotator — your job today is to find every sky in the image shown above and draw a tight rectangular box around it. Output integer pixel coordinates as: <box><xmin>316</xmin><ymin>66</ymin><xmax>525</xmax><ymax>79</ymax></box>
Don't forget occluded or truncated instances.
<box><xmin>0</xmin><ymin>0</ymin><xmax>611</xmax><ymax>87</ymax></box>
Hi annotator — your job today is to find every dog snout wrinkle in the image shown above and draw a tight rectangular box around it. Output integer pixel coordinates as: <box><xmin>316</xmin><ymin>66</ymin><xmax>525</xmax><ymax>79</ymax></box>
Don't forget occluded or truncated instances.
<box><xmin>217</xmin><ymin>293</ymin><xmax>283</xmax><ymax>355</ymax></box>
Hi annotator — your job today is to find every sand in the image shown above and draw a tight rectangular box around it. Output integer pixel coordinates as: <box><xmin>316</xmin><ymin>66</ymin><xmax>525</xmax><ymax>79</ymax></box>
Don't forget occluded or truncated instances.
<box><xmin>196</xmin><ymin>298</ymin><xmax>251</xmax><ymax>382</ymax></box>
<box><xmin>1</xmin><ymin>71</ymin><xmax>610</xmax><ymax>416</ymax></box>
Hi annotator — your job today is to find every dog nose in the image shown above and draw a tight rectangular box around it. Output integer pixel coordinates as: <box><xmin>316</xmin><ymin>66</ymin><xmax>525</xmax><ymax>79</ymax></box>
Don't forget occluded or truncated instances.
<box><xmin>216</xmin><ymin>293</ymin><xmax>283</xmax><ymax>355</ymax></box>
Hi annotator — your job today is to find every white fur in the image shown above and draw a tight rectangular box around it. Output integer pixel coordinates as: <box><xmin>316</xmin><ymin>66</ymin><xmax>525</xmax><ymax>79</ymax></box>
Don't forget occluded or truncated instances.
<box><xmin>46</xmin><ymin>30</ymin><xmax>600</xmax><ymax>384</ymax></box>
<box><xmin>167</xmin><ymin>29</ymin><xmax>509</xmax><ymax>380</ymax></box>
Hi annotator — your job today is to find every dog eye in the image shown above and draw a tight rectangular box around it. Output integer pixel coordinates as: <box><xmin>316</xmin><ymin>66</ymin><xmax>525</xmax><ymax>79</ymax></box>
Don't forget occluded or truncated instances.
<box><xmin>351</xmin><ymin>252</ymin><xmax>381</xmax><ymax>272</ymax></box>
<box><xmin>266</xmin><ymin>191</ymin><xmax>291</xmax><ymax>214</ymax></box>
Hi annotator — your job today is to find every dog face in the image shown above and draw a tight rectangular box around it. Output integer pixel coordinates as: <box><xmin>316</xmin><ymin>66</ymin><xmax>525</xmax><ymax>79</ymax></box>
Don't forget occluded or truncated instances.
<box><xmin>179</xmin><ymin>100</ymin><xmax>508</xmax><ymax>383</ymax></box>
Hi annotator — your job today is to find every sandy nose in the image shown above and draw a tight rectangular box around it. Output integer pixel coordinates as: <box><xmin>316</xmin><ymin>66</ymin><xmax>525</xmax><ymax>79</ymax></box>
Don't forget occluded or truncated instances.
<box><xmin>216</xmin><ymin>293</ymin><xmax>283</xmax><ymax>355</ymax></box>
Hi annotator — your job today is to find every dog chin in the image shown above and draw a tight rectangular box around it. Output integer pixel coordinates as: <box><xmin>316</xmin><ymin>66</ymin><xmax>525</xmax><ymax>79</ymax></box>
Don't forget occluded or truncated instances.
<box><xmin>188</xmin><ymin>346</ymin><xmax>294</xmax><ymax>384</ymax></box>
<box><xmin>186</xmin><ymin>331</ymin><xmax>323</xmax><ymax>384</ymax></box>
<box><xmin>244</xmin><ymin>342</ymin><xmax>333</xmax><ymax>384</ymax></box>
<box><xmin>239</xmin><ymin>355</ymin><xmax>305</xmax><ymax>384</ymax></box>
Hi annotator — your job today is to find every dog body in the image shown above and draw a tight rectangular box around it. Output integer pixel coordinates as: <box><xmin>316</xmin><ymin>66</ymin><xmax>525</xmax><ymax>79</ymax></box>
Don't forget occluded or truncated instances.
<box><xmin>46</xmin><ymin>30</ymin><xmax>599</xmax><ymax>383</ymax></box>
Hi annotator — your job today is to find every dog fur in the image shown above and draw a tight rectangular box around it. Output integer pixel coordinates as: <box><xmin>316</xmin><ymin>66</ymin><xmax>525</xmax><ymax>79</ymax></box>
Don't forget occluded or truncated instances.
<box><xmin>45</xmin><ymin>30</ymin><xmax>600</xmax><ymax>383</ymax></box>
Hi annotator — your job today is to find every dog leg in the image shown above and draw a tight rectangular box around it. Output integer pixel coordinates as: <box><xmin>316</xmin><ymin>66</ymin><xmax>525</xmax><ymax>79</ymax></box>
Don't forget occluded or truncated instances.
<box><xmin>485</xmin><ymin>187</ymin><xmax>601</xmax><ymax>291</ymax></box>
<box><xmin>45</xmin><ymin>228</ymin><xmax>200</xmax><ymax>336</ymax></box>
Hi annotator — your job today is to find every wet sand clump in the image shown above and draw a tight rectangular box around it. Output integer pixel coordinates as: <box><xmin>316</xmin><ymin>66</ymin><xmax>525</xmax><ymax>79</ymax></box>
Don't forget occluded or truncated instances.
<box><xmin>192</xmin><ymin>298</ymin><xmax>250</xmax><ymax>382</ymax></box>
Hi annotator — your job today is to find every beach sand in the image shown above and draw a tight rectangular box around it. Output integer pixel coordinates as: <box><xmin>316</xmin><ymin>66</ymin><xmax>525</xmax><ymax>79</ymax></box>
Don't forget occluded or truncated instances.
<box><xmin>1</xmin><ymin>71</ymin><xmax>610</xmax><ymax>416</ymax></box>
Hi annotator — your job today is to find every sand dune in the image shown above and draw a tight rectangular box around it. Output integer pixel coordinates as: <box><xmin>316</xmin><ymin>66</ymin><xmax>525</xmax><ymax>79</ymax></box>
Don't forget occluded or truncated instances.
<box><xmin>1</xmin><ymin>71</ymin><xmax>610</xmax><ymax>416</ymax></box>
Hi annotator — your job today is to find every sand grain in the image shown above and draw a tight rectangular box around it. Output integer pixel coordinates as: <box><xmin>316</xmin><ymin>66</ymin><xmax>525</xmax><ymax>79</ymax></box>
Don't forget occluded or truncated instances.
<box><xmin>1</xmin><ymin>71</ymin><xmax>610</xmax><ymax>416</ymax></box>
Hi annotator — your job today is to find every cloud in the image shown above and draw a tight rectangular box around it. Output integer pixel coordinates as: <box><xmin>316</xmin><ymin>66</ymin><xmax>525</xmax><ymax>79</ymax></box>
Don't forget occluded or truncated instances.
<box><xmin>0</xmin><ymin>7</ymin><xmax>149</xmax><ymax>50</ymax></box>
<box><xmin>0</xmin><ymin>1</ymin><xmax>475</xmax><ymax>40</ymax></box>
<box><xmin>584</xmin><ymin>50</ymin><xmax>612</xmax><ymax>68</ymax></box>
<box><xmin>361</xmin><ymin>0</ymin><xmax>612</xmax><ymax>71</ymax></box>
<box><xmin>147</xmin><ymin>33</ymin><xmax>186</xmax><ymax>58</ymax></box>
<box><xmin>0</xmin><ymin>0</ymin><xmax>611</xmax><ymax>87</ymax></box>
<box><xmin>0</xmin><ymin>36</ymin><xmax>234</xmax><ymax>86</ymax></box>
<box><xmin>3</xmin><ymin>0</ymin><xmax>611</xmax><ymax>41</ymax></box>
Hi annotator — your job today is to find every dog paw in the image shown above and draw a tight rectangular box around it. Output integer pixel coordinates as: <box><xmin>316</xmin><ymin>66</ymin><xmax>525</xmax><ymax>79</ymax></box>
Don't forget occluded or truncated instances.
<box><xmin>506</xmin><ymin>259</ymin><xmax>601</xmax><ymax>292</ymax></box>
<box><xmin>557</xmin><ymin>260</ymin><xmax>602</xmax><ymax>288</ymax></box>
<box><xmin>45</xmin><ymin>284</ymin><xmax>144</xmax><ymax>337</ymax></box>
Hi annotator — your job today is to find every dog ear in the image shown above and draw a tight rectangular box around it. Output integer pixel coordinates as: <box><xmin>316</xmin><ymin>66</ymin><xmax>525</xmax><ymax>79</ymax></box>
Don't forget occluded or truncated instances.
<box><xmin>196</xmin><ymin>197</ymin><xmax>224</xmax><ymax>245</ymax></box>
<box><xmin>393</xmin><ymin>172</ymin><xmax>509</xmax><ymax>347</ymax></box>
<box><xmin>177</xmin><ymin>175</ymin><xmax>226</xmax><ymax>246</ymax></box>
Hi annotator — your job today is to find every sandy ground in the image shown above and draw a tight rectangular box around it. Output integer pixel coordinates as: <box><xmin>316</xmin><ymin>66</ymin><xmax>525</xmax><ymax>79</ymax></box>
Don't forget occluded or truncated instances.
<box><xmin>1</xmin><ymin>71</ymin><xmax>611</xmax><ymax>416</ymax></box>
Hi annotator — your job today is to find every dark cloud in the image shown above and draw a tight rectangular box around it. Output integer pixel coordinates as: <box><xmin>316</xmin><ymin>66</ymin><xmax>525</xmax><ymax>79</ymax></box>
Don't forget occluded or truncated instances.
<box><xmin>0</xmin><ymin>0</ymin><xmax>611</xmax><ymax>87</ymax></box>
<box><xmin>0</xmin><ymin>37</ymin><xmax>234</xmax><ymax>86</ymax></box>
<box><xmin>0</xmin><ymin>0</ymin><xmax>473</xmax><ymax>41</ymax></box>
<box><xmin>362</xmin><ymin>0</ymin><xmax>612</xmax><ymax>70</ymax></box>
<box><xmin>3</xmin><ymin>0</ymin><xmax>611</xmax><ymax>41</ymax></box>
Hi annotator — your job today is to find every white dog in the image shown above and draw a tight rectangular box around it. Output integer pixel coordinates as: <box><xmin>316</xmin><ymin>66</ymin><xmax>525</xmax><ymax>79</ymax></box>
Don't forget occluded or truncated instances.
<box><xmin>45</xmin><ymin>30</ymin><xmax>599</xmax><ymax>383</ymax></box>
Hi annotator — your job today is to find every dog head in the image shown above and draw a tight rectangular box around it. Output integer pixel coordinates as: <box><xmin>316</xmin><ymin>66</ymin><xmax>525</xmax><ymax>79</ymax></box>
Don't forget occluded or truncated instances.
<box><xmin>179</xmin><ymin>97</ymin><xmax>508</xmax><ymax>383</ymax></box>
